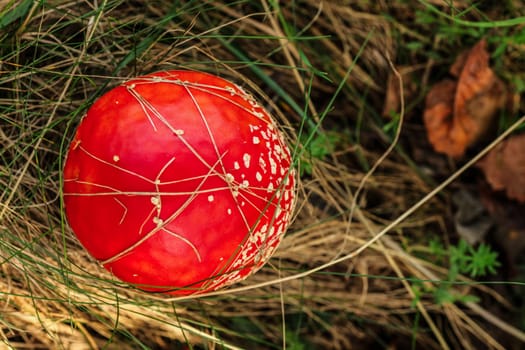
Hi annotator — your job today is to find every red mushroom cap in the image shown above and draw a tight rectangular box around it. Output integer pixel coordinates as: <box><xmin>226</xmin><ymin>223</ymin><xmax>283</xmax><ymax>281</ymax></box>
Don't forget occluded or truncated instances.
<box><xmin>62</xmin><ymin>70</ymin><xmax>296</xmax><ymax>295</ymax></box>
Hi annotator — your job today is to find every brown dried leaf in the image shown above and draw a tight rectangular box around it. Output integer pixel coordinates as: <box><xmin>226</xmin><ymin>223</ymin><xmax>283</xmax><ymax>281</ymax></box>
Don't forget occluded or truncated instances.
<box><xmin>382</xmin><ymin>67</ymin><xmax>416</xmax><ymax>118</ymax></box>
<box><xmin>423</xmin><ymin>39</ymin><xmax>507</xmax><ymax>158</ymax></box>
<box><xmin>477</xmin><ymin>133</ymin><xmax>525</xmax><ymax>202</ymax></box>
<box><xmin>453</xmin><ymin>190</ymin><xmax>493</xmax><ymax>245</ymax></box>
<box><xmin>453</xmin><ymin>40</ymin><xmax>507</xmax><ymax>149</ymax></box>
<box><xmin>449</xmin><ymin>50</ymin><xmax>469</xmax><ymax>78</ymax></box>
<box><xmin>422</xmin><ymin>79</ymin><xmax>457</xmax><ymax>153</ymax></box>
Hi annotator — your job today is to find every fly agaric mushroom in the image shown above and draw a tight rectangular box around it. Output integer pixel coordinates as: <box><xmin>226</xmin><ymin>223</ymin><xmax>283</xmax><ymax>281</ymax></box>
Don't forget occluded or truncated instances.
<box><xmin>62</xmin><ymin>70</ymin><xmax>296</xmax><ymax>295</ymax></box>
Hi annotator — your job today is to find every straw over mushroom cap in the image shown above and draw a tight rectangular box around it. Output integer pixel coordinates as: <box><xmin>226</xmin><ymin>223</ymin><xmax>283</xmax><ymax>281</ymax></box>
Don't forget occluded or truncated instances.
<box><xmin>63</xmin><ymin>70</ymin><xmax>296</xmax><ymax>295</ymax></box>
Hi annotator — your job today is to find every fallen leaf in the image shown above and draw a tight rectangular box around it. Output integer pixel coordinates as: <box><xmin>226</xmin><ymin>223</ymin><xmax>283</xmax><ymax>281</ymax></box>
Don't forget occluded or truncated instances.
<box><xmin>452</xmin><ymin>190</ymin><xmax>493</xmax><ymax>245</ymax></box>
<box><xmin>449</xmin><ymin>50</ymin><xmax>469</xmax><ymax>78</ymax></box>
<box><xmin>382</xmin><ymin>66</ymin><xmax>416</xmax><ymax>118</ymax></box>
<box><xmin>453</xmin><ymin>39</ymin><xmax>507</xmax><ymax>150</ymax></box>
<box><xmin>423</xmin><ymin>39</ymin><xmax>507</xmax><ymax>158</ymax></box>
<box><xmin>422</xmin><ymin>79</ymin><xmax>457</xmax><ymax>155</ymax></box>
<box><xmin>477</xmin><ymin>133</ymin><xmax>525</xmax><ymax>202</ymax></box>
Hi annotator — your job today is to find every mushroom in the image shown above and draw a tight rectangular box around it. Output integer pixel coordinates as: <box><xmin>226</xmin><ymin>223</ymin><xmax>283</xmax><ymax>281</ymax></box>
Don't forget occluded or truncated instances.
<box><xmin>62</xmin><ymin>70</ymin><xmax>296</xmax><ymax>295</ymax></box>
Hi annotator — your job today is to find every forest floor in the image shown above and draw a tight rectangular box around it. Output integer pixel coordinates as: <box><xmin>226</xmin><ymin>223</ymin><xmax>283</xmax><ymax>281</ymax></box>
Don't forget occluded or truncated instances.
<box><xmin>1</xmin><ymin>1</ymin><xmax>524</xmax><ymax>349</ymax></box>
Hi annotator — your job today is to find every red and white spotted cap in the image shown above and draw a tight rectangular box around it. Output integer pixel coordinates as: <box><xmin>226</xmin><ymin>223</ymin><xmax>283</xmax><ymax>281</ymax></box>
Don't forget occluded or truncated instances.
<box><xmin>63</xmin><ymin>70</ymin><xmax>296</xmax><ymax>295</ymax></box>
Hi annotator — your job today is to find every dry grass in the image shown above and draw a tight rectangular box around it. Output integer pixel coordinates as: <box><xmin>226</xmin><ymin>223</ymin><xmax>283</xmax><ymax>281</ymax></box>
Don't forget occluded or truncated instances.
<box><xmin>1</xmin><ymin>0</ymin><xmax>524</xmax><ymax>349</ymax></box>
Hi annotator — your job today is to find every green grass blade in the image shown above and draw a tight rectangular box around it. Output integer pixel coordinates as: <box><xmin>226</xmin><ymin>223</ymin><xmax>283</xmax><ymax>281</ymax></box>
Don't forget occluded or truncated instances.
<box><xmin>0</xmin><ymin>0</ymin><xmax>33</xmax><ymax>30</ymax></box>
